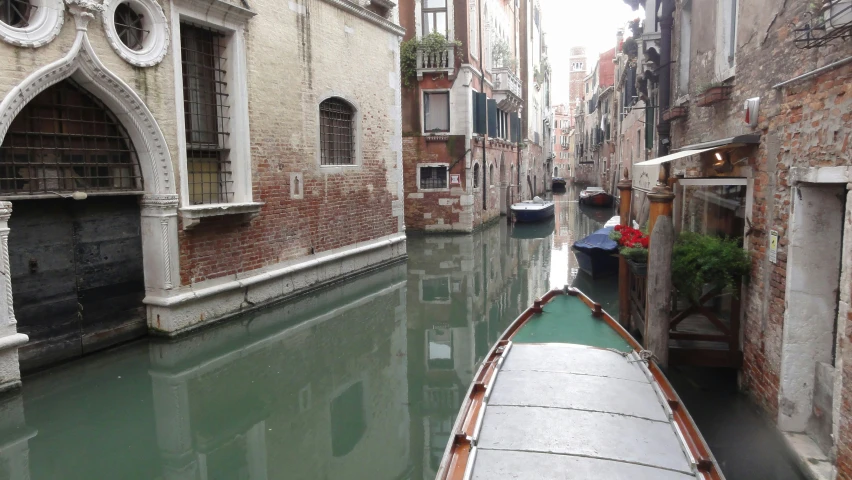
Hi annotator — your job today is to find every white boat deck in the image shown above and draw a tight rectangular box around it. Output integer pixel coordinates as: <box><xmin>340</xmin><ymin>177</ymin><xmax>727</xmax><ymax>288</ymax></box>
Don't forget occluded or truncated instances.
<box><xmin>468</xmin><ymin>344</ymin><xmax>701</xmax><ymax>479</ymax></box>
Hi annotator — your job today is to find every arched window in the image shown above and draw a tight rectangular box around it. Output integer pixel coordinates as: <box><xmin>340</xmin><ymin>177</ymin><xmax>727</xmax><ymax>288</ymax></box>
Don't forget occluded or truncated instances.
<box><xmin>473</xmin><ymin>163</ymin><xmax>480</xmax><ymax>189</ymax></box>
<box><xmin>554</xmin><ymin>166</ymin><xmax>559</xmax><ymax>177</ymax></box>
<box><xmin>320</xmin><ymin>98</ymin><xmax>355</xmax><ymax>166</ymax></box>
<box><xmin>0</xmin><ymin>80</ymin><xmax>142</xmax><ymax>195</ymax></box>
<box><xmin>489</xmin><ymin>163</ymin><xmax>494</xmax><ymax>186</ymax></box>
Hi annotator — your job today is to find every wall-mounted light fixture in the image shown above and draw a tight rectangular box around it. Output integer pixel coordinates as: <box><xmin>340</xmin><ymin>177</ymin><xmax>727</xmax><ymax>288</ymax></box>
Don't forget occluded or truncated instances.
<box><xmin>713</xmin><ymin>151</ymin><xmax>746</xmax><ymax>173</ymax></box>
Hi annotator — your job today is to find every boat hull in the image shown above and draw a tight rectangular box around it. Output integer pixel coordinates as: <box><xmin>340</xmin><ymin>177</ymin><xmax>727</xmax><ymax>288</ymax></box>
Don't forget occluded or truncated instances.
<box><xmin>511</xmin><ymin>203</ymin><xmax>554</xmax><ymax>222</ymax></box>
<box><xmin>579</xmin><ymin>192</ymin><xmax>614</xmax><ymax>207</ymax></box>
<box><xmin>552</xmin><ymin>178</ymin><xmax>567</xmax><ymax>190</ymax></box>
<box><xmin>572</xmin><ymin>248</ymin><xmax>619</xmax><ymax>279</ymax></box>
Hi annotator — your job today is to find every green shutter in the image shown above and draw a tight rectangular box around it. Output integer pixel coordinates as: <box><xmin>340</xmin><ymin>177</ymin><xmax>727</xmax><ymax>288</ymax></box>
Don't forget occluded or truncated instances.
<box><xmin>472</xmin><ymin>92</ymin><xmax>487</xmax><ymax>135</ymax></box>
<box><xmin>645</xmin><ymin>105</ymin><xmax>654</xmax><ymax>149</ymax></box>
<box><xmin>487</xmin><ymin>99</ymin><xmax>498</xmax><ymax>138</ymax></box>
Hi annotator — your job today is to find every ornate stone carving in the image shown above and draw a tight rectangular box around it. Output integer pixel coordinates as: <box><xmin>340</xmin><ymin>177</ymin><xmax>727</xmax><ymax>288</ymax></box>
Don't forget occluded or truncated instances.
<box><xmin>0</xmin><ymin>0</ymin><xmax>65</xmax><ymax>47</ymax></box>
<box><xmin>102</xmin><ymin>0</ymin><xmax>170</xmax><ymax>67</ymax></box>
<box><xmin>66</xmin><ymin>0</ymin><xmax>106</xmax><ymax>30</ymax></box>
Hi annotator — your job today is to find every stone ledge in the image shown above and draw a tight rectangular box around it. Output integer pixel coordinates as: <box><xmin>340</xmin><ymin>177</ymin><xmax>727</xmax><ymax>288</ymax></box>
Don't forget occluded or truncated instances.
<box><xmin>781</xmin><ymin>432</ymin><xmax>835</xmax><ymax>480</ymax></box>
<box><xmin>179</xmin><ymin>202</ymin><xmax>264</xmax><ymax>229</ymax></box>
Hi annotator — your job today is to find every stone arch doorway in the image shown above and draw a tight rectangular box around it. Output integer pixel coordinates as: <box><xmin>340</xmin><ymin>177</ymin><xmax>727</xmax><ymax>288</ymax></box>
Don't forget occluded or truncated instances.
<box><xmin>3</xmin><ymin>80</ymin><xmax>149</xmax><ymax>370</ymax></box>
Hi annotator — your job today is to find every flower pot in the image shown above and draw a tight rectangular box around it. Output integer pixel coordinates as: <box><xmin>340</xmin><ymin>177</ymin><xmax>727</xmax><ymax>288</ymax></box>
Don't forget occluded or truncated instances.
<box><xmin>626</xmin><ymin>258</ymin><xmax>647</xmax><ymax>277</ymax></box>
<box><xmin>662</xmin><ymin>106</ymin><xmax>687</xmax><ymax>121</ymax></box>
<box><xmin>696</xmin><ymin>86</ymin><xmax>732</xmax><ymax>107</ymax></box>
<box><xmin>827</xmin><ymin>0</ymin><xmax>852</xmax><ymax>29</ymax></box>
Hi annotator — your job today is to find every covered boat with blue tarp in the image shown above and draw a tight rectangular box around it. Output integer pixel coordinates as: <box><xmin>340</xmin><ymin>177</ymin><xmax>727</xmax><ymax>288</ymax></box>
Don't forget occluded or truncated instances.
<box><xmin>571</xmin><ymin>219</ymin><xmax>620</xmax><ymax>279</ymax></box>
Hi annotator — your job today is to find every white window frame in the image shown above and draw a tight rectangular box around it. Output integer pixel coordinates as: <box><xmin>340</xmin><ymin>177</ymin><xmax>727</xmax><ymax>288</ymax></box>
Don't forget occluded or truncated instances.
<box><xmin>417</xmin><ymin>163</ymin><xmax>450</xmax><ymax>192</ymax></box>
<box><xmin>422</xmin><ymin>89</ymin><xmax>451</xmax><ymax>134</ymax></box>
<box><xmin>714</xmin><ymin>0</ymin><xmax>738</xmax><ymax>80</ymax></box>
<box><xmin>171</xmin><ymin>0</ymin><xmax>259</xmax><ymax>217</ymax></box>
<box><xmin>316</xmin><ymin>93</ymin><xmax>363</xmax><ymax>172</ymax></box>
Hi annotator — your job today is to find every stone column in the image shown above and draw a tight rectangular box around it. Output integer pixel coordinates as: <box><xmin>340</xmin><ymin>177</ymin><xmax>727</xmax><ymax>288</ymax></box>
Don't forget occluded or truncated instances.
<box><xmin>0</xmin><ymin>202</ymin><xmax>28</xmax><ymax>394</ymax></box>
<box><xmin>831</xmin><ymin>183</ymin><xmax>852</xmax><ymax>457</ymax></box>
<box><xmin>140</xmin><ymin>194</ymin><xmax>180</xmax><ymax>332</ymax></box>
<box><xmin>617</xmin><ymin>170</ymin><xmax>633</xmax><ymax>329</ymax></box>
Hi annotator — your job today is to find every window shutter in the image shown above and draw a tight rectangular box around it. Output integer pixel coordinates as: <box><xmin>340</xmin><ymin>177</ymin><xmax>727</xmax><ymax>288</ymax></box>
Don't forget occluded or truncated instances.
<box><xmin>510</xmin><ymin>114</ymin><xmax>520</xmax><ymax>143</ymax></box>
<box><xmin>487</xmin><ymin>99</ymin><xmax>498</xmax><ymax>138</ymax></box>
<box><xmin>472</xmin><ymin>91</ymin><xmax>487</xmax><ymax>135</ymax></box>
<box><xmin>645</xmin><ymin>104</ymin><xmax>654</xmax><ymax>148</ymax></box>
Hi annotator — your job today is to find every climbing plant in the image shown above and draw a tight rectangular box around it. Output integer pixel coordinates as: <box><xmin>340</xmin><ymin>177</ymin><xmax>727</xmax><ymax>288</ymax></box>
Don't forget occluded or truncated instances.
<box><xmin>400</xmin><ymin>33</ymin><xmax>462</xmax><ymax>88</ymax></box>
<box><xmin>491</xmin><ymin>36</ymin><xmax>517</xmax><ymax>70</ymax></box>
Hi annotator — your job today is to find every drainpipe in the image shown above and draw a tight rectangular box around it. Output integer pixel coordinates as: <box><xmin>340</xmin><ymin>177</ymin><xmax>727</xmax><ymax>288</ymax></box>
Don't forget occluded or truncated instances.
<box><xmin>657</xmin><ymin>0</ymin><xmax>675</xmax><ymax>160</ymax></box>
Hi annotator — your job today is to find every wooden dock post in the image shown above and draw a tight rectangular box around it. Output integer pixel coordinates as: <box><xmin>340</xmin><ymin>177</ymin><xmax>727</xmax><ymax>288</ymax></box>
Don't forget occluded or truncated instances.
<box><xmin>617</xmin><ymin>169</ymin><xmax>632</xmax><ymax>330</ymax></box>
<box><xmin>646</xmin><ymin>215</ymin><xmax>674</xmax><ymax>368</ymax></box>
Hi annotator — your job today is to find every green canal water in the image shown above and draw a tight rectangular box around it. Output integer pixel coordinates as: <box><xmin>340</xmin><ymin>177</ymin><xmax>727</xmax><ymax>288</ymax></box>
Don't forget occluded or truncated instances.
<box><xmin>0</xmin><ymin>189</ymin><xmax>804</xmax><ymax>480</ymax></box>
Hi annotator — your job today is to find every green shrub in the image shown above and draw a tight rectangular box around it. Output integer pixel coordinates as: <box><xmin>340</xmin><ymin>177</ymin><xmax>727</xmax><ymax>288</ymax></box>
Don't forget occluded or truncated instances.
<box><xmin>672</xmin><ymin>232</ymin><xmax>750</xmax><ymax>303</ymax></box>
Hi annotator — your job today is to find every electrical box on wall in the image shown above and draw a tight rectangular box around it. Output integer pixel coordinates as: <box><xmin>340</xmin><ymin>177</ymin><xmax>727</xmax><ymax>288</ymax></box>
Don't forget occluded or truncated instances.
<box><xmin>744</xmin><ymin>97</ymin><xmax>760</xmax><ymax>127</ymax></box>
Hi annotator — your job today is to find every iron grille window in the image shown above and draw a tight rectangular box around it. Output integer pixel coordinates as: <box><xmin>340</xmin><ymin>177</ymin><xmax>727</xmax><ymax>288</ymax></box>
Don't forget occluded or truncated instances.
<box><xmin>181</xmin><ymin>22</ymin><xmax>232</xmax><ymax>205</ymax></box>
<box><xmin>0</xmin><ymin>80</ymin><xmax>142</xmax><ymax>195</ymax></box>
<box><xmin>419</xmin><ymin>166</ymin><xmax>447</xmax><ymax>189</ymax></box>
<box><xmin>473</xmin><ymin>163</ymin><xmax>480</xmax><ymax>189</ymax></box>
<box><xmin>114</xmin><ymin>3</ymin><xmax>147</xmax><ymax>51</ymax></box>
<box><xmin>0</xmin><ymin>0</ymin><xmax>32</xmax><ymax>27</ymax></box>
<box><xmin>320</xmin><ymin>98</ymin><xmax>355</xmax><ymax>166</ymax></box>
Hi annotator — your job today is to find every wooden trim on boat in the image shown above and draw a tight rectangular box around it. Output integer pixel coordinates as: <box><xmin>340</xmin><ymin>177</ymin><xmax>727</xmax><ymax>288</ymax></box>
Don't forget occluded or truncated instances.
<box><xmin>435</xmin><ymin>287</ymin><xmax>725</xmax><ymax>480</ymax></box>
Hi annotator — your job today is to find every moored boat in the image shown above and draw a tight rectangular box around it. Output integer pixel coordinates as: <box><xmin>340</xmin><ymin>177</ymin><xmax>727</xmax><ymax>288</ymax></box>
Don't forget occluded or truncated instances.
<box><xmin>579</xmin><ymin>186</ymin><xmax>614</xmax><ymax>207</ymax></box>
<box><xmin>571</xmin><ymin>224</ymin><xmax>619</xmax><ymax>279</ymax></box>
<box><xmin>510</xmin><ymin>197</ymin><xmax>555</xmax><ymax>223</ymax></box>
<box><xmin>552</xmin><ymin>177</ymin><xmax>567</xmax><ymax>190</ymax></box>
<box><xmin>436</xmin><ymin>288</ymin><xmax>723</xmax><ymax>480</ymax></box>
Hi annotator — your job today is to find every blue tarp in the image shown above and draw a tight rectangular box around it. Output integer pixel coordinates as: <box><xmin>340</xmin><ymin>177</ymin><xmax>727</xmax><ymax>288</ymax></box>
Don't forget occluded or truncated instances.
<box><xmin>572</xmin><ymin>226</ymin><xmax>618</xmax><ymax>253</ymax></box>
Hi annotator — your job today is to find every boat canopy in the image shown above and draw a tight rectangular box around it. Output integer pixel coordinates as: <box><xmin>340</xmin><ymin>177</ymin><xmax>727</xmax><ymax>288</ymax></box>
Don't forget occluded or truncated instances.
<box><xmin>572</xmin><ymin>226</ymin><xmax>618</xmax><ymax>253</ymax></box>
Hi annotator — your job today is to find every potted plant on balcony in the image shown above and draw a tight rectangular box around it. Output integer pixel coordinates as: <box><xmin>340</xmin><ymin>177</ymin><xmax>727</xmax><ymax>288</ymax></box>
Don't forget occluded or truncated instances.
<box><xmin>610</xmin><ymin>224</ymin><xmax>650</xmax><ymax>276</ymax></box>
<box><xmin>662</xmin><ymin>105</ymin><xmax>688</xmax><ymax>121</ymax></box>
<box><xmin>695</xmin><ymin>81</ymin><xmax>733</xmax><ymax>106</ymax></box>
<box><xmin>400</xmin><ymin>33</ymin><xmax>462</xmax><ymax>87</ymax></box>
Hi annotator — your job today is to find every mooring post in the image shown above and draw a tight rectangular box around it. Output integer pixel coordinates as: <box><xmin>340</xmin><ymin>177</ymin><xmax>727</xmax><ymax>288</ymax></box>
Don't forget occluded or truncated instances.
<box><xmin>617</xmin><ymin>169</ymin><xmax>632</xmax><ymax>330</ymax></box>
<box><xmin>646</xmin><ymin>215</ymin><xmax>674</xmax><ymax>368</ymax></box>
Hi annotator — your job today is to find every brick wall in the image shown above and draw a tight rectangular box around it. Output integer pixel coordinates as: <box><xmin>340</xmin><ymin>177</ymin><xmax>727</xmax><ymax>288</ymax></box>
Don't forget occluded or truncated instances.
<box><xmin>667</xmin><ymin>0</ymin><xmax>852</xmax><ymax>469</ymax></box>
<box><xmin>178</xmin><ymin>0</ymin><xmax>403</xmax><ymax>284</ymax></box>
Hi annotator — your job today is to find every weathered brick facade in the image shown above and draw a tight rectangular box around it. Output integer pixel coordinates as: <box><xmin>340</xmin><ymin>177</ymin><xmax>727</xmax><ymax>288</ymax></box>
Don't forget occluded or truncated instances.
<box><xmin>0</xmin><ymin>0</ymin><xmax>408</xmax><ymax>381</ymax></box>
<box><xmin>658</xmin><ymin>0</ymin><xmax>852</xmax><ymax>475</ymax></box>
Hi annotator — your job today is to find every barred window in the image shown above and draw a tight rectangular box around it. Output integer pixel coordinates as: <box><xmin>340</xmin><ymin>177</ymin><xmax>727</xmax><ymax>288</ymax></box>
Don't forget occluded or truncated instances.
<box><xmin>419</xmin><ymin>166</ymin><xmax>447</xmax><ymax>189</ymax></box>
<box><xmin>320</xmin><ymin>98</ymin><xmax>355</xmax><ymax>166</ymax></box>
<box><xmin>114</xmin><ymin>3</ymin><xmax>146</xmax><ymax>51</ymax></box>
<box><xmin>0</xmin><ymin>80</ymin><xmax>142</xmax><ymax>196</ymax></box>
<box><xmin>180</xmin><ymin>22</ymin><xmax>232</xmax><ymax>205</ymax></box>
<box><xmin>0</xmin><ymin>0</ymin><xmax>32</xmax><ymax>28</ymax></box>
<box><xmin>473</xmin><ymin>163</ymin><xmax>480</xmax><ymax>189</ymax></box>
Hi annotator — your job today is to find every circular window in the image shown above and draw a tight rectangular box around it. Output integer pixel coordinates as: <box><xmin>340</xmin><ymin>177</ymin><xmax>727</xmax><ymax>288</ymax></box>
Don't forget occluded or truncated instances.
<box><xmin>114</xmin><ymin>3</ymin><xmax>146</xmax><ymax>50</ymax></box>
<box><xmin>0</xmin><ymin>0</ymin><xmax>62</xmax><ymax>47</ymax></box>
<box><xmin>103</xmin><ymin>0</ymin><xmax>169</xmax><ymax>67</ymax></box>
<box><xmin>0</xmin><ymin>0</ymin><xmax>32</xmax><ymax>28</ymax></box>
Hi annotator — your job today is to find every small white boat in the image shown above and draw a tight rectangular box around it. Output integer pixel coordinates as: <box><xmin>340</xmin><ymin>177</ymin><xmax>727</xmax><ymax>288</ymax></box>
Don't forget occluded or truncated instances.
<box><xmin>510</xmin><ymin>196</ymin><xmax>555</xmax><ymax>223</ymax></box>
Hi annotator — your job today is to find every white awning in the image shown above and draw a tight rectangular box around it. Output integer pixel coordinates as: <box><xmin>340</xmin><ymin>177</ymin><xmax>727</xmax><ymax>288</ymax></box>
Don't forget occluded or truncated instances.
<box><xmin>633</xmin><ymin>147</ymin><xmax>715</xmax><ymax>166</ymax></box>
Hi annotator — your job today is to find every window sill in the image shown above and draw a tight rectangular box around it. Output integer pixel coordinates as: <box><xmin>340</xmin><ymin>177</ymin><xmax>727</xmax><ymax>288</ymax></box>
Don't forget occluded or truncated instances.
<box><xmin>179</xmin><ymin>202</ymin><xmax>264</xmax><ymax>230</ymax></box>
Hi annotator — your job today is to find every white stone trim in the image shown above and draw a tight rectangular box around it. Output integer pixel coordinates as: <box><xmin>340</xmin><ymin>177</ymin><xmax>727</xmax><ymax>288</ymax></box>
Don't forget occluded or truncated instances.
<box><xmin>318</xmin><ymin>0</ymin><xmax>404</xmax><ymax>36</ymax></box>
<box><xmin>0</xmin><ymin>0</ymin><xmax>64</xmax><ymax>47</ymax></box>
<box><xmin>171</xmin><ymin>0</ymin><xmax>255</xmax><ymax>211</ymax></box>
<box><xmin>315</xmin><ymin>92</ymin><xmax>363</xmax><ymax>172</ymax></box>
<box><xmin>179</xmin><ymin>201</ymin><xmax>263</xmax><ymax>229</ymax></box>
<box><xmin>416</xmin><ymin>162</ymin><xmax>450</xmax><ymax>192</ymax></box>
<box><xmin>102</xmin><ymin>0</ymin><xmax>170</xmax><ymax>67</ymax></box>
<box><xmin>145</xmin><ymin>232</ymin><xmax>408</xmax><ymax>334</ymax></box>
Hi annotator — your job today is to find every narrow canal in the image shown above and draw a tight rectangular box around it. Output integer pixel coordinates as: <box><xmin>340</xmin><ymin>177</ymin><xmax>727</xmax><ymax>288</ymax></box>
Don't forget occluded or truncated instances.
<box><xmin>0</xmin><ymin>188</ymin><xmax>804</xmax><ymax>480</ymax></box>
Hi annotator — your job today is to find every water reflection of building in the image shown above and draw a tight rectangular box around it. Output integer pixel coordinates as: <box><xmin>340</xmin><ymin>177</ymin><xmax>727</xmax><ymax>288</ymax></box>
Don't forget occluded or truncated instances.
<box><xmin>405</xmin><ymin>221</ymin><xmax>551</xmax><ymax>479</ymax></box>
<box><xmin>148</xmin><ymin>264</ymin><xmax>410</xmax><ymax>480</ymax></box>
<box><xmin>3</xmin><ymin>264</ymin><xmax>410</xmax><ymax>480</ymax></box>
